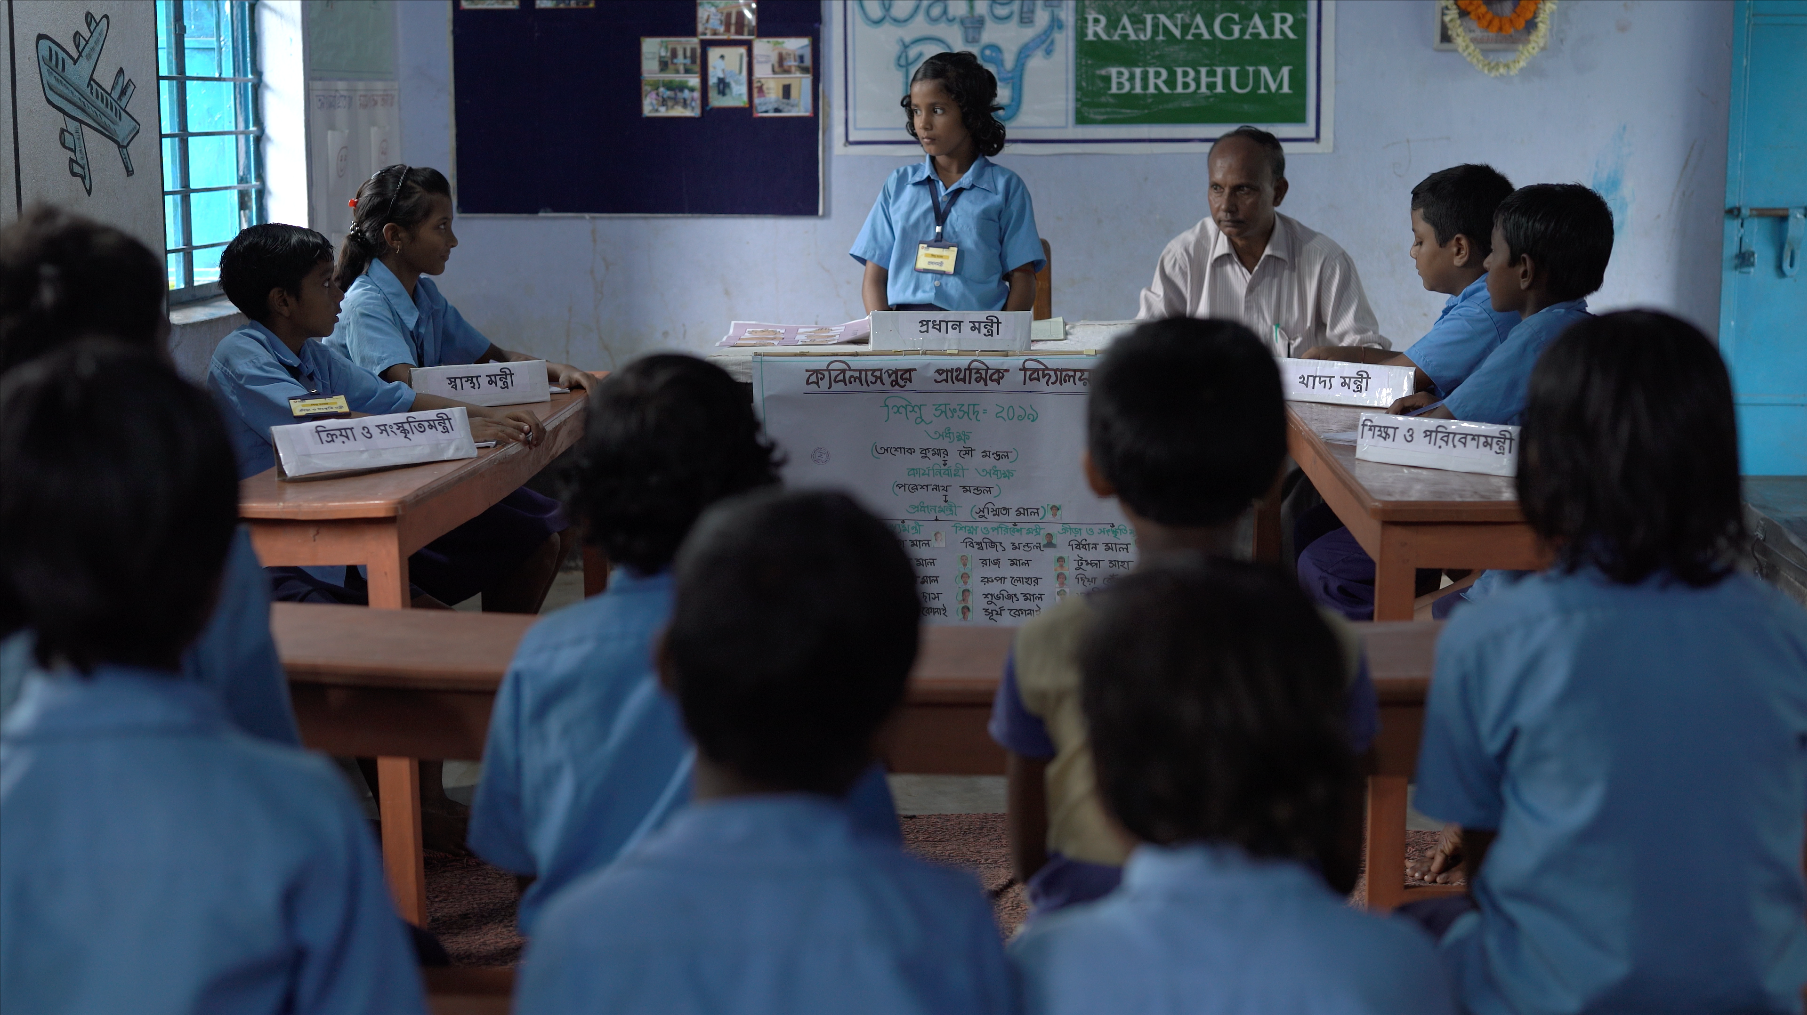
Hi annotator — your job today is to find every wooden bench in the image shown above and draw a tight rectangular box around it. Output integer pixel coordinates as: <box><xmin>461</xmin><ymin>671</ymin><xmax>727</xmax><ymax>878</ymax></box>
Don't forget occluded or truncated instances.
<box><xmin>276</xmin><ymin>605</ymin><xmax>1453</xmax><ymax>924</ymax></box>
<box><xmin>424</xmin><ymin>967</ymin><xmax>512</xmax><ymax>1015</ymax></box>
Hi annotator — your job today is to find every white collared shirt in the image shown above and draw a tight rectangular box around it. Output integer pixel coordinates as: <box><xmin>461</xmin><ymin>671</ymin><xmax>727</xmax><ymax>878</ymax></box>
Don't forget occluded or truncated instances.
<box><xmin>1136</xmin><ymin>211</ymin><xmax>1390</xmax><ymax>355</ymax></box>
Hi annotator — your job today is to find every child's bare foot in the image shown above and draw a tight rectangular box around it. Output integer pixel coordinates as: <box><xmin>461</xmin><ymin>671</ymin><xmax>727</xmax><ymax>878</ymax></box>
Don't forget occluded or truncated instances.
<box><xmin>1406</xmin><ymin>824</ymin><xmax>1466</xmax><ymax>884</ymax></box>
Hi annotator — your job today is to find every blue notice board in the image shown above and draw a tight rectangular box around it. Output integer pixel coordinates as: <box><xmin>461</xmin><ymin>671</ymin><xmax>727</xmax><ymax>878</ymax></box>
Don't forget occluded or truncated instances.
<box><xmin>451</xmin><ymin>0</ymin><xmax>821</xmax><ymax>216</ymax></box>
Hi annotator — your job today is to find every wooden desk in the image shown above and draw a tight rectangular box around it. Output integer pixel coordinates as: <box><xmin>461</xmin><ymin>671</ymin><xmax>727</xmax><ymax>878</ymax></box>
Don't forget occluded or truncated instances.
<box><xmin>278</xmin><ymin>605</ymin><xmax>1445</xmax><ymax>920</ymax></box>
<box><xmin>240</xmin><ymin>389</ymin><xmax>591</xmax><ymax>610</ymax></box>
<box><xmin>1277</xmin><ymin>401</ymin><xmax>1543</xmax><ymax>621</ymax></box>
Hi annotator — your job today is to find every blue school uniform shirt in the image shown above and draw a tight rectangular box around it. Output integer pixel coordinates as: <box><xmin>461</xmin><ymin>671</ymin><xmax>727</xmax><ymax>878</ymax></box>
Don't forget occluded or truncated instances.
<box><xmin>1440</xmin><ymin>299</ymin><xmax>1589</xmax><ymax>424</ymax></box>
<box><xmin>1415</xmin><ymin>568</ymin><xmax>1807</xmax><ymax>1015</ymax></box>
<box><xmin>0</xmin><ymin>527</ymin><xmax>299</xmax><ymax>745</ymax></box>
<box><xmin>0</xmin><ymin>667</ymin><xmax>426</xmax><ymax>1015</ymax></box>
<box><xmin>469</xmin><ymin>568</ymin><xmax>902</xmax><ymax>933</ymax></box>
<box><xmin>850</xmin><ymin>155</ymin><xmax>1045</xmax><ymax>311</ymax></box>
<box><xmin>1011</xmin><ymin>842</ymin><xmax>1453</xmax><ymax>1015</ymax></box>
<box><xmin>515</xmin><ymin>794</ymin><xmax>1017</xmax><ymax>1015</ymax></box>
<box><xmin>324</xmin><ymin>259</ymin><xmax>493</xmax><ymax>374</ymax></box>
<box><xmin>207</xmin><ymin>320</ymin><xmax>416</xmax><ymax>478</ymax></box>
<box><xmin>1406</xmin><ymin>275</ymin><xmax>1521</xmax><ymax>399</ymax></box>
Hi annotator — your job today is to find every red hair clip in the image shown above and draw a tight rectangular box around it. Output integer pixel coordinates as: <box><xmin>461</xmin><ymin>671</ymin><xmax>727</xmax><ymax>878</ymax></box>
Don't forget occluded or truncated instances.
<box><xmin>348</xmin><ymin>198</ymin><xmax>359</xmax><ymax>208</ymax></box>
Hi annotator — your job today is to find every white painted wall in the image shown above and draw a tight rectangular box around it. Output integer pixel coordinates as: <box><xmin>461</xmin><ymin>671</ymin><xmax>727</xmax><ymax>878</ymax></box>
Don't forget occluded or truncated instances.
<box><xmin>395</xmin><ymin>0</ymin><xmax>1732</xmax><ymax>369</ymax></box>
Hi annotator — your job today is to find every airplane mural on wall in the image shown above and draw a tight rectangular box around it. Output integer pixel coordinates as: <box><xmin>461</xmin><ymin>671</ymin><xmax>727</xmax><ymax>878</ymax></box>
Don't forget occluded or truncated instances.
<box><xmin>35</xmin><ymin>12</ymin><xmax>140</xmax><ymax>196</ymax></box>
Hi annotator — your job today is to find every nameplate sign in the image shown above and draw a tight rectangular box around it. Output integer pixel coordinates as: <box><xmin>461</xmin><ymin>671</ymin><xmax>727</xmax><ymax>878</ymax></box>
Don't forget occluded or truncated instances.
<box><xmin>1281</xmin><ymin>359</ymin><xmax>1414</xmax><ymax>408</ymax></box>
<box><xmin>410</xmin><ymin>361</ymin><xmax>550</xmax><ymax>407</ymax></box>
<box><xmin>271</xmin><ymin>407</ymin><xmax>478</xmax><ymax>479</ymax></box>
<box><xmin>870</xmin><ymin>311</ymin><xmax>1032</xmax><ymax>352</ymax></box>
<box><xmin>1354</xmin><ymin>412</ymin><xmax>1520</xmax><ymax>477</ymax></box>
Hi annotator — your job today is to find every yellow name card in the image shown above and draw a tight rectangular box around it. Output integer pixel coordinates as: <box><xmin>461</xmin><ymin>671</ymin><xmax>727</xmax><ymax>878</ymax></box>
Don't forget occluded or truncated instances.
<box><xmin>289</xmin><ymin>394</ymin><xmax>350</xmax><ymax>417</ymax></box>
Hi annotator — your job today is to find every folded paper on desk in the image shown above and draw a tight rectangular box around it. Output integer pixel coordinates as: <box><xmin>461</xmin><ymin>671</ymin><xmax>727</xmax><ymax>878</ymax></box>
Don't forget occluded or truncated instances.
<box><xmin>1282</xmin><ymin>359</ymin><xmax>1414</xmax><ymax>407</ymax></box>
<box><xmin>870</xmin><ymin>310</ymin><xmax>1031</xmax><ymax>352</ymax></box>
<box><xmin>272</xmin><ymin>407</ymin><xmax>478</xmax><ymax>479</ymax></box>
<box><xmin>717</xmin><ymin>318</ymin><xmax>873</xmax><ymax>348</ymax></box>
<box><xmin>1355</xmin><ymin>412</ymin><xmax>1519</xmax><ymax>477</ymax></box>
<box><xmin>411</xmin><ymin>361</ymin><xmax>550</xmax><ymax>406</ymax></box>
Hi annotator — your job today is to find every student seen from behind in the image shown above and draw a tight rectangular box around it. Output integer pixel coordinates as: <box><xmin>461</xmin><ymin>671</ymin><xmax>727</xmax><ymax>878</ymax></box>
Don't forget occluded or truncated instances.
<box><xmin>470</xmin><ymin>355</ymin><xmax>901</xmax><ymax>933</ymax></box>
<box><xmin>988</xmin><ymin>317</ymin><xmax>1378</xmax><ymax>919</ymax></box>
<box><xmin>0</xmin><ymin>206</ymin><xmax>299</xmax><ymax>747</ymax></box>
<box><xmin>1407</xmin><ymin>311</ymin><xmax>1807</xmax><ymax>1013</ymax></box>
<box><xmin>1294</xmin><ymin>164</ymin><xmax>1521</xmax><ymax>621</ymax></box>
<box><xmin>515</xmin><ymin>490</ymin><xmax>1016</xmax><ymax>1015</ymax></box>
<box><xmin>0</xmin><ymin>344</ymin><xmax>425</xmax><ymax>1015</ymax></box>
<box><xmin>1389</xmin><ymin>182</ymin><xmax>1613</xmax><ymax>425</ymax></box>
<box><xmin>1011</xmin><ymin>558</ymin><xmax>1453</xmax><ymax>1015</ymax></box>
<box><xmin>852</xmin><ymin>50</ymin><xmax>1044</xmax><ymax>313</ymax></box>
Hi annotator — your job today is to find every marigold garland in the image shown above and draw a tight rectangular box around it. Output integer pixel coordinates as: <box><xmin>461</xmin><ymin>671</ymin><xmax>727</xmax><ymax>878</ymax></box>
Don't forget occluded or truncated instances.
<box><xmin>1441</xmin><ymin>0</ymin><xmax>1557</xmax><ymax>77</ymax></box>
<box><xmin>1457</xmin><ymin>0</ymin><xmax>1539</xmax><ymax>35</ymax></box>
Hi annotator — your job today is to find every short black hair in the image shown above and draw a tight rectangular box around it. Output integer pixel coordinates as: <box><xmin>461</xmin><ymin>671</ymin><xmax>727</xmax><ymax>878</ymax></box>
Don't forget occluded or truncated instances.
<box><xmin>1493</xmin><ymin>184</ymin><xmax>1614</xmax><ymax>302</ymax></box>
<box><xmin>902</xmin><ymin>51</ymin><xmax>1006</xmax><ymax>157</ymax></box>
<box><xmin>1210</xmin><ymin>125</ymin><xmax>1285</xmax><ymax>182</ymax></box>
<box><xmin>664</xmin><ymin>490</ymin><xmax>919</xmax><ymax>796</ymax></box>
<box><xmin>219</xmin><ymin>223</ymin><xmax>336</xmax><ymax>324</ymax></box>
<box><xmin>1081</xmin><ymin>556</ymin><xmax>1353</xmax><ymax>862</ymax></box>
<box><xmin>1519</xmin><ymin>310</ymin><xmax>1744</xmax><ymax>587</ymax></box>
<box><xmin>1411</xmin><ymin>164</ymin><xmax>1514</xmax><ymax>257</ymax></box>
<box><xmin>566</xmin><ymin>354</ymin><xmax>780</xmax><ymax>574</ymax></box>
<box><xmin>0</xmin><ymin>342</ymin><xmax>238</xmax><ymax>672</ymax></box>
<box><xmin>0</xmin><ymin>205</ymin><xmax>167</xmax><ymax>374</ymax></box>
<box><xmin>1088</xmin><ymin>317</ymin><xmax>1285</xmax><ymax>526</ymax></box>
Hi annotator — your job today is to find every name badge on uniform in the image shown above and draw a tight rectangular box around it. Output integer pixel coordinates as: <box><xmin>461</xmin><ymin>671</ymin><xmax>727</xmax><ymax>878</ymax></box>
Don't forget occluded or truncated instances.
<box><xmin>289</xmin><ymin>394</ymin><xmax>350</xmax><ymax>418</ymax></box>
<box><xmin>915</xmin><ymin>242</ymin><xmax>958</xmax><ymax>275</ymax></box>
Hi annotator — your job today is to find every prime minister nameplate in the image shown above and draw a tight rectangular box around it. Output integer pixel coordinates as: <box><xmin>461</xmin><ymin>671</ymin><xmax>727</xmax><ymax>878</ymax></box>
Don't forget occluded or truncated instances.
<box><xmin>870</xmin><ymin>310</ymin><xmax>1032</xmax><ymax>352</ymax></box>
<box><xmin>271</xmin><ymin>406</ymin><xmax>478</xmax><ymax>479</ymax></box>
<box><xmin>1354</xmin><ymin>413</ymin><xmax>1520</xmax><ymax>477</ymax></box>
<box><xmin>411</xmin><ymin>361</ymin><xmax>550</xmax><ymax>407</ymax></box>
<box><xmin>1281</xmin><ymin>359</ymin><xmax>1414</xmax><ymax>407</ymax></box>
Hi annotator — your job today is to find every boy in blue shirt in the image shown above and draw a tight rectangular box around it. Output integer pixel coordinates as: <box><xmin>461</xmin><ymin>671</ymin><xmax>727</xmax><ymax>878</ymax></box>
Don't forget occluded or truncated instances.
<box><xmin>324</xmin><ymin>164</ymin><xmax>594</xmax><ymax>393</ymax></box>
<box><xmin>516</xmin><ymin>490</ymin><xmax>1015</xmax><ymax>1014</ymax></box>
<box><xmin>989</xmin><ymin>318</ymin><xmax>1379</xmax><ymax>919</ymax></box>
<box><xmin>0</xmin><ymin>206</ymin><xmax>298</xmax><ymax>746</ymax></box>
<box><xmin>1011</xmin><ymin>557</ymin><xmax>1452</xmax><ymax>1015</ymax></box>
<box><xmin>1409</xmin><ymin>311</ymin><xmax>1807</xmax><ymax>1013</ymax></box>
<box><xmin>1299</xmin><ymin>182</ymin><xmax>1615</xmax><ymax>622</ymax></box>
<box><xmin>470</xmin><ymin>355</ymin><xmax>900</xmax><ymax>932</ymax></box>
<box><xmin>0</xmin><ymin>345</ymin><xmax>425</xmax><ymax>1015</ymax></box>
<box><xmin>852</xmin><ymin>51</ymin><xmax>1044</xmax><ymax>313</ymax></box>
<box><xmin>209</xmin><ymin>223</ymin><xmax>563</xmax><ymax>612</ymax></box>
<box><xmin>1301</xmin><ymin>164</ymin><xmax>1519</xmax><ymax>398</ymax></box>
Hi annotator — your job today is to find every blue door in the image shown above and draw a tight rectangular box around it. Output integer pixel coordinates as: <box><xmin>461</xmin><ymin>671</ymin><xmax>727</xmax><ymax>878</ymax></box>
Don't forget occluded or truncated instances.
<box><xmin>1721</xmin><ymin>1</ymin><xmax>1807</xmax><ymax>475</ymax></box>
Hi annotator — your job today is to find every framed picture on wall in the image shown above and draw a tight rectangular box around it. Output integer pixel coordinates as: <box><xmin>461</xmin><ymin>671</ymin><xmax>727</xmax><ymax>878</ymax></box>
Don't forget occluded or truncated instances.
<box><xmin>752</xmin><ymin>36</ymin><xmax>812</xmax><ymax>117</ymax></box>
<box><xmin>1434</xmin><ymin>1</ymin><xmax>1547</xmax><ymax>50</ymax></box>
<box><xmin>706</xmin><ymin>46</ymin><xmax>749</xmax><ymax>109</ymax></box>
<box><xmin>698</xmin><ymin>0</ymin><xmax>755</xmax><ymax>38</ymax></box>
<box><xmin>641</xmin><ymin>37</ymin><xmax>701</xmax><ymax>77</ymax></box>
<box><xmin>642</xmin><ymin>77</ymin><xmax>701</xmax><ymax>117</ymax></box>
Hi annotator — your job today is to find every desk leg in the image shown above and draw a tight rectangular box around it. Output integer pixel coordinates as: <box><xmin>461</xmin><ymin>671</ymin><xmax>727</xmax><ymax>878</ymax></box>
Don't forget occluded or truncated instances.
<box><xmin>1372</xmin><ymin>529</ymin><xmax>1418</xmax><ymax>622</ymax></box>
<box><xmin>583</xmin><ymin>544</ymin><xmax>610</xmax><ymax>598</ymax></box>
<box><xmin>1364</xmin><ymin>774</ymin><xmax>1409</xmax><ymax>912</ymax></box>
<box><xmin>377</xmin><ymin>756</ymin><xmax>428</xmax><ymax>926</ymax></box>
<box><xmin>367</xmin><ymin>532</ymin><xmax>410</xmax><ymax>610</ymax></box>
<box><xmin>1251</xmin><ymin>474</ymin><xmax>1284</xmax><ymax>564</ymax></box>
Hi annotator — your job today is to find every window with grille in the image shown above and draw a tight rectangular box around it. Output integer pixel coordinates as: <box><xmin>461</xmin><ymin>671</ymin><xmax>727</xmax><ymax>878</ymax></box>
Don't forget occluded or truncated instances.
<box><xmin>157</xmin><ymin>0</ymin><xmax>264</xmax><ymax>302</ymax></box>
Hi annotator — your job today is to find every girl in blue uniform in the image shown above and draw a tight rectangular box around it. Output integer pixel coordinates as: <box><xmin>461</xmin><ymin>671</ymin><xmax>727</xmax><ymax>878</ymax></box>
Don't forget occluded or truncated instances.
<box><xmin>851</xmin><ymin>51</ymin><xmax>1044</xmax><ymax>313</ymax></box>
<box><xmin>325</xmin><ymin>166</ymin><xmax>578</xmax><ymax>614</ymax></box>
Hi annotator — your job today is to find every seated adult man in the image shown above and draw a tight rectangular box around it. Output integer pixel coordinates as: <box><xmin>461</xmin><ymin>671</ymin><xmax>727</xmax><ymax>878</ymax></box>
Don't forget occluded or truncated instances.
<box><xmin>1138</xmin><ymin>126</ymin><xmax>1389</xmax><ymax>358</ymax></box>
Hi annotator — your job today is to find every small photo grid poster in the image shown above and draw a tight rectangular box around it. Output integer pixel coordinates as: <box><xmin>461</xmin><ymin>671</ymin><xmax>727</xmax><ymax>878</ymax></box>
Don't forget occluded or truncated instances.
<box><xmin>697</xmin><ymin>0</ymin><xmax>755</xmax><ymax>38</ymax></box>
<box><xmin>752</xmin><ymin>36</ymin><xmax>811</xmax><ymax>117</ymax></box>
<box><xmin>641</xmin><ymin>37</ymin><xmax>701</xmax><ymax>117</ymax></box>
<box><xmin>706</xmin><ymin>46</ymin><xmax>749</xmax><ymax>109</ymax></box>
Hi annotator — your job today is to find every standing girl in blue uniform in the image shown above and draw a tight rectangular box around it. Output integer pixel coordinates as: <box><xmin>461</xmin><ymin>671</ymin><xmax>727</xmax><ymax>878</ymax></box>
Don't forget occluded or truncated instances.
<box><xmin>851</xmin><ymin>51</ymin><xmax>1044</xmax><ymax>313</ymax></box>
<box><xmin>325</xmin><ymin>166</ymin><xmax>579</xmax><ymax>615</ymax></box>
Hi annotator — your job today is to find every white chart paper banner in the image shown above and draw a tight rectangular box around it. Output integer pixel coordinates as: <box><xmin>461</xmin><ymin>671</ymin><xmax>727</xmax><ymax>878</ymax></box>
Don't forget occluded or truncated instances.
<box><xmin>755</xmin><ymin>354</ymin><xmax>1135</xmax><ymax>625</ymax></box>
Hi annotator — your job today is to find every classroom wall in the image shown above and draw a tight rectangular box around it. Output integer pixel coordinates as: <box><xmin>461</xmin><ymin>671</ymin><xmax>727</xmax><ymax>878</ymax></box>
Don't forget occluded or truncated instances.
<box><xmin>396</xmin><ymin>0</ymin><xmax>1732</xmax><ymax>368</ymax></box>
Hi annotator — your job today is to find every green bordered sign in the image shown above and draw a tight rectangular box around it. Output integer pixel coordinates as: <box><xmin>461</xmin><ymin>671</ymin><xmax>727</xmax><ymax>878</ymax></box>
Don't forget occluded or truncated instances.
<box><xmin>1075</xmin><ymin>1</ymin><xmax>1309</xmax><ymax>125</ymax></box>
<box><xmin>836</xmin><ymin>0</ymin><xmax>1331</xmax><ymax>155</ymax></box>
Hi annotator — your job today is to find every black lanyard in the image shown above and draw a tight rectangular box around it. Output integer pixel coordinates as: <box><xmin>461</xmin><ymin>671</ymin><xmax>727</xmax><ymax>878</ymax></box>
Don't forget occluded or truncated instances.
<box><xmin>282</xmin><ymin>360</ymin><xmax>321</xmax><ymax>396</ymax></box>
<box><xmin>927</xmin><ymin>181</ymin><xmax>964</xmax><ymax>242</ymax></box>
